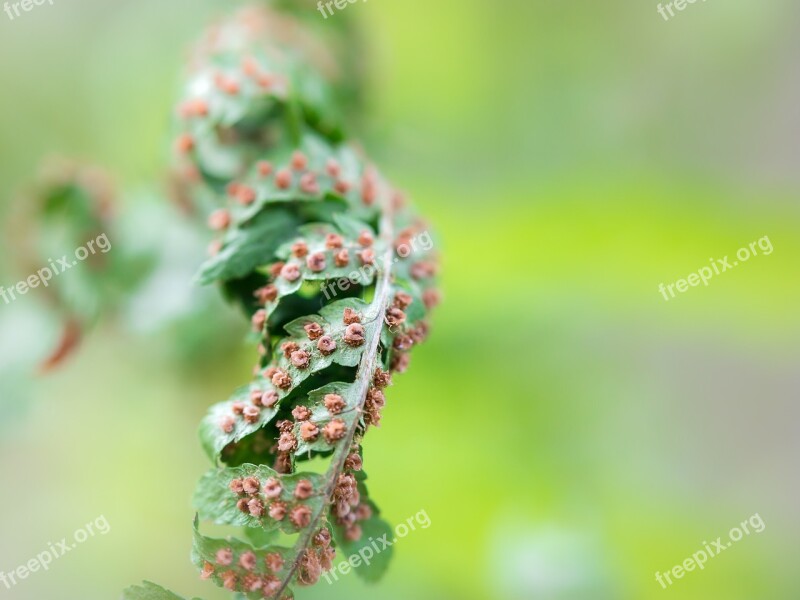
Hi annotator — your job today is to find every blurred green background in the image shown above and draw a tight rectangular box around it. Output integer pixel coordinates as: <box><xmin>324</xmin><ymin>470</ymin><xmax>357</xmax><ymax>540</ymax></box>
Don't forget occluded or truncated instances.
<box><xmin>0</xmin><ymin>1</ymin><xmax>798</xmax><ymax>599</ymax></box>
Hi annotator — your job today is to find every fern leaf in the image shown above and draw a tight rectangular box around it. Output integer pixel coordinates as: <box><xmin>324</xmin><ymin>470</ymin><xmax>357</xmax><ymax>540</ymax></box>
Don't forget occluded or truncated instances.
<box><xmin>131</xmin><ymin>4</ymin><xmax>440</xmax><ymax>598</ymax></box>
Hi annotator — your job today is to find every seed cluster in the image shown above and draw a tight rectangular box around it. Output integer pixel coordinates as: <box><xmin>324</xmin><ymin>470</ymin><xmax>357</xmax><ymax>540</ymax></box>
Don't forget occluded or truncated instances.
<box><xmin>383</xmin><ymin>282</ymin><xmax>438</xmax><ymax>376</ymax></box>
<box><xmin>331</xmin><ymin>451</ymin><xmax>373</xmax><ymax>542</ymax></box>
<box><xmin>364</xmin><ymin>388</ymin><xmax>386</xmax><ymax>428</ymax></box>
<box><xmin>243</xmin><ymin>238</ymin><xmax>383</xmax><ymax>396</ymax></box>
<box><xmin>218</xmin><ymin>385</ymin><xmax>279</xmax><ymax>433</ymax></box>
<box><xmin>253</xmin><ymin>306</ymin><xmax>373</xmax><ymax>422</ymax></box>
<box><xmin>200</xmin><ymin>533</ymin><xmax>332</xmax><ymax>598</ymax></box>
<box><xmin>289</xmin><ymin>397</ymin><xmax>349</xmax><ymax>449</ymax></box>
<box><xmin>200</xmin><ymin>146</ymin><xmax>386</xmax><ymax>259</ymax></box>
<box><xmin>373</xmin><ymin>367</ymin><xmax>393</xmax><ymax>389</ymax></box>
<box><xmin>297</xmin><ymin>528</ymin><xmax>336</xmax><ymax>586</ymax></box>
<box><xmin>219</xmin><ymin>300</ymin><xmax>382</xmax><ymax>436</ymax></box>
<box><xmin>175</xmin><ymin>37</ymin><xmax>292</xmax><ymax>173</ymax></box>
<box><xmin>272</xmin><ymin>226</ymin><xmax>377</xmax><ymax>300</ymax></box>
<box><xmin>229</xmin><ymin>474</ymin><xmax>318</xmax><ymax>528</ymax></box>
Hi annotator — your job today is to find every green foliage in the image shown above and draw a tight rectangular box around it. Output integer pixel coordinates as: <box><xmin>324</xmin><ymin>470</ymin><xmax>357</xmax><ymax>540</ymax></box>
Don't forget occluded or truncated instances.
<box><xmin>197</xmin><ymin>207</ymin><xmax>302</xmax><ymax>284</ymax></box>
<box><xmin>129</xmin><ymin>3</ymin><xmax>440</xmax><ymax>598</ymax></box>
<box><xmin>122</xmin><ymin>581</ymin><xmax>195</xmax><ymax>600</ymax></box>
<box><xmin>194</xmin><ymin>465</ymin><xmax>327</xmax><ymax>532</ymax></box>
<box><xmin>191</xmin><ymin>518</ymin><xmax>297</xmax><ymax>600</ymax></box>
<box><xmin>8</xmin><ymin>160</ymin><xmax>156</xmax><ymax>371</ymax></box>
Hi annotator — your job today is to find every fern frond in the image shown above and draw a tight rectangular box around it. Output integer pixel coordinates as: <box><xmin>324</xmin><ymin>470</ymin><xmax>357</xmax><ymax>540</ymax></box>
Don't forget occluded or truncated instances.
<box><xmin>127</xmin><ymin>4</ymin><xmax>440</xmax><ymax>598</ymax></box>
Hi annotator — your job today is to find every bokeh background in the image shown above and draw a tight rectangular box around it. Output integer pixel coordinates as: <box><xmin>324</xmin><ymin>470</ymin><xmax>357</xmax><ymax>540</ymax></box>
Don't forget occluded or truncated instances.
<box><xmin>0</xmin><ymin>0</ymin><xmax>798</xmax><ymax>599</ymax></box>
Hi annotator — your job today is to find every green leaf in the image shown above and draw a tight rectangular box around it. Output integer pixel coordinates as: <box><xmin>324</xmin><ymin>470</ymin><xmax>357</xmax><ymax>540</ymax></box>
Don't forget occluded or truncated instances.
<box><xmin>197</xmin><ymin>207</ymin><xmax>301</xmax><ymax>284</ymax></box>
<box><xmin>200</xmin><ymin>298</ymin><xmax>379</xmax><ymax>463</ymax></box>
<box><xmin>243</xmin><ymin>525</ymin><xmax>279</xmax><ymax>549</ymax></box>
<box><xmin>191</xmin><ymin>517</ymin><xmax>296</xmax><ymax>600</ymax></box>
<box><xmin>176</xmin><ymin>48</ymin><xmax>348</xmax><ymax>187</ymax></box>
<box><xmin>194</xmin><ymin>464</ymin><xmax>326</xmax><ymax>533</ymax></box>
<box><xmin>332</xmin><ymin>212</ymin><xmax>375</xmax><ymax>240</ymax></box>
<box><xmin>217</xmin><ymin>133</ymin><xmax>380</xmax><ymax>228</ymax></box>
<box><xmin>274</xmin><ymin>223</ymin><xmax>382</xmax><ymax>286</ymax></box>
<box><xmin>290</xmin><ymin>381</ymin><xmax>361</xmax><ymax>456</ymax></box>
<box><xmin>337</xmin><ymin>513</ymin><xmax>394</xmax><ymax>583</ymax></box>
<box><xmin>199</xmin><ymin>385</ymin><xmax>279</xmax><ymax>462</ymax></box>
<box><xmin>268</xmin><ymin>297</ymin><xmax>377</xmax><ymax>386</ymax></box>
<box><xmin>122</xmin><ymin>581</ymin><xmax>194</xmax><ymax>600</ymax></box>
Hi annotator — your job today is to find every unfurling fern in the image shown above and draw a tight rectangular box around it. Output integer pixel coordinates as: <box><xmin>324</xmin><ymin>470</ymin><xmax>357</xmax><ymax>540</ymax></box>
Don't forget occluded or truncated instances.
<box><xmin>7</xmin><ymin>159</ymin><xmax>147</xmax><ymax>372</ymax></box>
<box><xmin>125</xmin><ymin>4</ymin><xmax>439</xmax><ymax>599</ymax></box>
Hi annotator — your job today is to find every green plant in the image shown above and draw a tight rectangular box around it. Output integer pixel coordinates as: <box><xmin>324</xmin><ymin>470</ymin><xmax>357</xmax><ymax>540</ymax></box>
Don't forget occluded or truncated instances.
<box><xmin>125</xmin><ymin>4</ymin><xmax>439</xmax><ymax>599</ymax></box>
<box><xmin>4</xmin><ymin>159</ymin><xmax>152</xmax><ymax>371</ymax></box>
